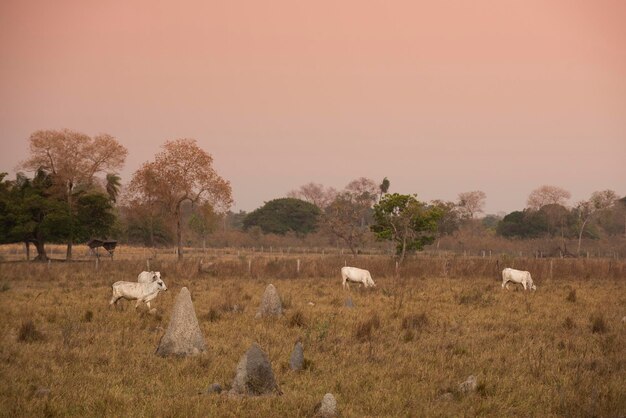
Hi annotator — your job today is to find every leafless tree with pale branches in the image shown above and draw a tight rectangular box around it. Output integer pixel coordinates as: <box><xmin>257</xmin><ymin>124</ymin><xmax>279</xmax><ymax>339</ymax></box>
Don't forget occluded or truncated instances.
<box><xmin>527</xmin><ymin>185</ymin><xmax>571</xmax><ymax>210</ymax></box>
<box><xmin>457</xmin><ymin>190</ymin><xmax>487</xmax><ymax>219</ymax></box>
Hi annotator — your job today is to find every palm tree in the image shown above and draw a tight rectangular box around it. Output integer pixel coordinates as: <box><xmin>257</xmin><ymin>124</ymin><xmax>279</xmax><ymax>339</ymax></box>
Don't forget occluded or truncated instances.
<box><xmin>379</xmin><ymin>177</ymin><xmax>390</xmax><ymax>202</ymax></box>
<box><xmin>105</xmin><ymin>173</ymin><xmax>121</xmax><ymax>202</ymax></box>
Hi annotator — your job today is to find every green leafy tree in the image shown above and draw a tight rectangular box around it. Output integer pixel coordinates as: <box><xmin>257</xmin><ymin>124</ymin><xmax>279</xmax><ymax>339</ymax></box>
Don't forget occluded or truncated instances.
<box><xmin>74</xmin><ymin>193</ymin><xmax>116</xmax><ymax>240</ymax></box>
<box><xmin>371</xmin><ymin>193</ymin><xmax>442</xmax><ymax>263</ymax></box>
<box><xmin>0</xmin><ymin>171</ymin><xmax>70</xmax><ymax>260</ymax></box>
<box><xmin>243</xmin><ymin>198</ymin><xmax>320</xmax><ymax>235</ymax></box>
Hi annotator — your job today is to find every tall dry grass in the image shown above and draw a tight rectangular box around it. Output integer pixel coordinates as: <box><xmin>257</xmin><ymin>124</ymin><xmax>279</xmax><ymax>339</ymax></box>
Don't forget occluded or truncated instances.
<box><xmin>0</xmin><ymin>259</ymin><xmax>624</xmax><ymax>417</ymax></box>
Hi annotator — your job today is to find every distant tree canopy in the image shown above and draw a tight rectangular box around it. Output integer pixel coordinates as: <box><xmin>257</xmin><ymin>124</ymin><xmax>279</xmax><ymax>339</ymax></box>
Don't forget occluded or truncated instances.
<box><xmin>496</xmin><ymin>205</ymin><xmax>578</xmax><ymax>239</ymax></box>
<box><xmin>243</xmin><ymin>198</ymin><xmax>321</xmax><ymax>235</ymax></box>
<box><xmin>496</xmin><ymin>210</ymin><xmax>548</xmax><ymax>238</ymax></box>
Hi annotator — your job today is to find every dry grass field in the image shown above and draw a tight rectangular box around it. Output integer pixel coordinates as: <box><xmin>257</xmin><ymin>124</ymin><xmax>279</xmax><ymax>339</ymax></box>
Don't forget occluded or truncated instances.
<box><xmin>0</xmin><ymin>256</ymin><xmax>624</xmax><ymax>417</ymax></box>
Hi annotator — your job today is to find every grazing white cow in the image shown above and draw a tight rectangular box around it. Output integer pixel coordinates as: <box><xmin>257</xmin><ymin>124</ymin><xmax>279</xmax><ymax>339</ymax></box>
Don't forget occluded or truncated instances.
<box><xmin>341</xmin><ymin>266</ymin><xmax>376</xmax><ymax>290</ymax></box>
<box><xmin>110</xmin><ymin>278</ymin><xmax>168</xmax><ymax>309</ymax></box>
<box><xmin>501</xmin><ymin>268</ymin><xmax>536</xmax><ymax>291</ymax></box>
<box><xmin>137</xmin><ymin>270</ymin><xmax>161</xmax><ymax>284</ymax></box>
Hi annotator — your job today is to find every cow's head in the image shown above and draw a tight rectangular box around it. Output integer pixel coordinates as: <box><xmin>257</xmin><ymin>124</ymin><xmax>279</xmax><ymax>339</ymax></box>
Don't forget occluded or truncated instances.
<box><xmin>156</xmin><ymin>279</ymin><xmax>167</xmax><ymax>291</ymax></box>
<box><xmin>152</xmin><ymin>271</ymin><xmax>161</xmax><ymax>281</ymax></box>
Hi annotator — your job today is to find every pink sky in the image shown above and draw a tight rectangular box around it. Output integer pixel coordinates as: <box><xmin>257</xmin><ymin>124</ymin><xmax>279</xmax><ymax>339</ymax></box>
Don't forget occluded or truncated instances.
<box><xmin>1</xmin><ymin>0</ymin><xmax>624</xmax><ymax>214</ymax></box>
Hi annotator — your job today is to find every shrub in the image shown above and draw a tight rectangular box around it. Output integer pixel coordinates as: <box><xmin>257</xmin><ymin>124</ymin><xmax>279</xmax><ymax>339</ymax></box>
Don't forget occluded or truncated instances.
<box><xmin>590</xmin><ymin>314</ymin><xmax>607</xmax><ymax>334</ymax></box>
<box><xmin>563</xmin><ymin>317</ymin><xmax>575</xmax><ymax>330</ymax></box>
<box><xmin>355</xmin><ymin>313</ymin><xmax>381</xmax><ymax>342</ymax></box>
<box><xmin>401</xmin><ymin>313</ymin><xmax>429</xmax><ymax>332</ymax></box>
<box><xmin>83</xmin><ymin>310</ymin><xmax>93</xmax><ymax>322</ymax></box>
<box><xmin>204</xmin><ymin>308</ymin><xmax>221</xmax><ymax>322</ymax></box>
<box><xmin>288</xmin><ymin>310</ymin><xmax>307</xmax><ymax>328</ymax></box>
<box><xmin>18</xmin><ymin>320</ymin><xmax>44</xmax><ymax>343</ymax></box>
<box><xmin>566</xmin><ymin>289</ymin><xmax>577</xmax><ymax>303</ymax></box>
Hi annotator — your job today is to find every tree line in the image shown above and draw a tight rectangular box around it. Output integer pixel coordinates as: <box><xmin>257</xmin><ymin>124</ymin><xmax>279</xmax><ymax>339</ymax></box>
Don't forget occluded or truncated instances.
<box><xmin>1</xmin><ymin>129</ymin><xmax>624</xmax><ymax>262</ymax></box>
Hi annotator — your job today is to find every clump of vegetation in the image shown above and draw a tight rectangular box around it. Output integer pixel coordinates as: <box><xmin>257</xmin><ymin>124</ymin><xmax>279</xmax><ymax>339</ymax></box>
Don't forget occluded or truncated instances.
<box><xmin>281</xmin><ymin>294</ymin><xmax>292</xmax><ymax>310</ymax></box>
<box><xmin>402</xmin><ymin>312</ymin><xmax>429</xmax><ymax>341</ymax></box>
<box><xmin>458</xmin><ymin>288</ymin><xmax>492</xmax><ymax>306</ymax></box>
<box><xmin>566</xmin><ymin>289</ymin><xmax>577</xmax><ymax>303</ymax></box>
<box><xmin>402</xmin><ymin>312</ymin><xmax>429</xmax><ymax>331</ymax></box>
<box><xmin>0</xmin><ymin>282</ymin><xmax>10</xmax><ymax>292</ymax></box>
<box><xmin>355</xmin><ymin>313</ymin><xmax>381</xmax><ymax>342</ymax></box>
<box><xmin>288</xmin><ymin>310</ymin><xmax>307</xmax><ymax>328</ymax></box>
<box><xmin>203</xmin><ymin>308</ymin><xmax>221</xmax><ymax>322</ymax></box>
<box><xmin>83</xmin><ymin>310</ymin><xmax>93</xmax><ymax>322</ymax></box>
<box><xmin>563</xmin><ymin>317</ymin><xmax>576</xmax><ymax>330</ymax></box>
<box><xmin>18</xmin><ymin>320</ymin><xmax>44</xmax><ymax>343</ymax></box>
<box><xmin>590</xmin><ymin>314</ymin><xmax>607</xmax><ymax>334</ymax></box>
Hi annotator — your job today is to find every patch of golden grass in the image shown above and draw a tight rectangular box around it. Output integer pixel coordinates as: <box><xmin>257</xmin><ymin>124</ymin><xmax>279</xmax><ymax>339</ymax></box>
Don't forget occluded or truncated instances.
<box><xmin>0</xmin><ymin>260</ymin><xmax>624</xmax><ymax>417</ymax></box>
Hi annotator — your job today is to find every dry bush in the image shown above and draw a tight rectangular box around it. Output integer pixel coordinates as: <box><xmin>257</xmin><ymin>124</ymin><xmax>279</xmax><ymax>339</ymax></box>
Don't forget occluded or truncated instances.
<box><xmin>566</xmin><ymin>288</ymin><xmax>577</xmax><ymax>303</ymax></box>
<box><xmin>562</xmin><ymin>317</ymin><xmax>576</xmax><ymax>330</ymax></box>
<box><xmin>202</xmin><ymin>307</ymin><xmax>221</xmax><ymax>323</ymax></box>
<box><xmin>401</xmin><ymin>313</ymin><xmax>429</xmax><ymax>331</ymax></box>
<box><xmin>355</xmin><ymin>313</ymin><xmax>381</xmax><ymax>342</ymax></box>
<box><xmin>590</xmin><ymin>314</ymin><xmax>608</xmax><ymax>334</ymax></box>
<box><xmin>287</xmin><ymin>310</ymin><xmax>307</xmax><ymax>328</ymax></box>
<box><xmin>18</xmin><ymin>320</ymin><xmax>44</xmax><ymax>343</ymax></box>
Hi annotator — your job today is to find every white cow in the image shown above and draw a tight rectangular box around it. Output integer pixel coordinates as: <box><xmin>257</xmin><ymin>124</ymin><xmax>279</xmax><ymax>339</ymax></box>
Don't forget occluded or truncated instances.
<box><xmin>501</xmin><ymin>268</ymin><xmax>536</xmax><ymax>291</ymax></box>
<box><xmin>341</xmin><ymin>266</ymin><xmax>376</xmax><ymax>290</ymax></box>
<box><xmin>137</xmin><ymin>271</ymin><xmax>161</xmax><ymax>284</ymax></box>
<box><xmin>110</xmin><ymin>278</ymin><xmax>168</xmax><ymax>309</ymax></box>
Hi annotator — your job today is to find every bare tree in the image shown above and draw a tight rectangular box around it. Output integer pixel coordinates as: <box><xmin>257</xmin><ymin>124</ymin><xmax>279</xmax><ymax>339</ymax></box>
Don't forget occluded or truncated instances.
<box><xmin>575</xmin><ymin>190</ymin><xmax>619</xmax><ymax>255</ymax></box>
<box><xmin>324</xmin><ymin>189</ymin><xmax>375</xmax><ymax>256</ymax></box>
<box><xmin>127</xmin><ymin>139</ymin><xmax>232</xmax><ymax>260</ymax></box>
<box><xmin>345</xmin><ymin>177</ymin><xmax>379</xmax><ymax>202</ymax></box>
<box><xmin>527</xmin><ymin>185</ymin><xmax>571</xmax><ymax>210</ymax></box>
<box><xmin>287</xmin><ymin>182</ymin><xmax>337</xmax><ymax>209</ymax></box>
<box><xmin>457</xmin><ymin>190</ymin><xmax>487</xmax><ymax>219</ymax></box>
<box><xmin>20</xmin><ymin>129</ymin><xmax>127</xmax><ymax>259</ymax></box>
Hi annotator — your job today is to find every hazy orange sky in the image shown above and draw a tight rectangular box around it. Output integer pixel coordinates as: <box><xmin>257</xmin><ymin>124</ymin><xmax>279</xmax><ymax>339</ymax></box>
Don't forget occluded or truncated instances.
<box><xmin>1</xmin><ymin>0</ymin><xmax>624</xmax><ymax>214</ymax></box>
